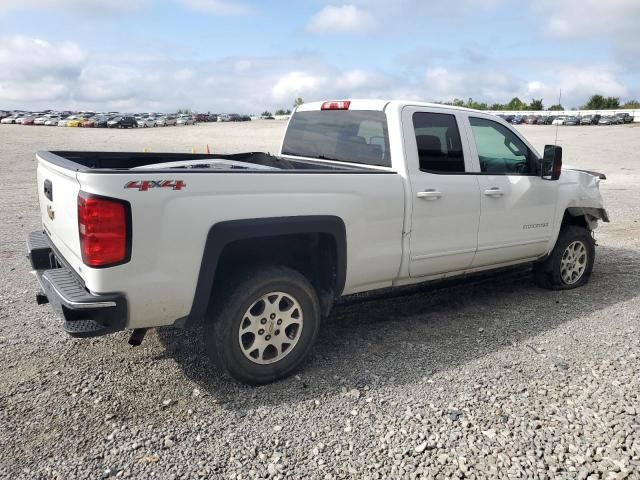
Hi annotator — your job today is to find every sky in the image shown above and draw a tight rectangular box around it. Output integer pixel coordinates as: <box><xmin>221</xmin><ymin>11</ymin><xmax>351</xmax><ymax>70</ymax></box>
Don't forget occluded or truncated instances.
<box><xmin>0</xmin><ymin>0</ymin><xmax>638</xmax><ymax>113</ymax></box>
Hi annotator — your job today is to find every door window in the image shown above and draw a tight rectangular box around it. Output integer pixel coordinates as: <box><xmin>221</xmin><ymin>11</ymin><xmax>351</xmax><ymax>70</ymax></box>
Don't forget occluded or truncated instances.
<box><xmin>412</xmin><ymin>112</ymin><xmax>465</xmax><ymax>173</ymax></box>
<box><xmin>469</xmin><ymin>117</ymin><xmax>533</xmax><ymax>174</ymax></box>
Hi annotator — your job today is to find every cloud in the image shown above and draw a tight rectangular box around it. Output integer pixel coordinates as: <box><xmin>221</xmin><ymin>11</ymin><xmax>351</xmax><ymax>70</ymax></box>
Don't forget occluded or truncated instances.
<box><xmin>525</xmin><ymin>64</ymin><xmax>628</xmax><ymax>107</ymax></box>
<box><xmin>421</xmin><ymin>62</ymin><xmax>630</xmax><ymax>109</ymax></box>
<box><xmin>0</xmin><ymin>0</ymin><xmax>147</xmax><ymax>16</ymax></box>
<box><xmin>531</xmin><ymin>0</ymin><xmax>640</xmax><ymax>39</ymax></box>
<box><xmin>271</xmin><ymin>72</ymin><xmax>328</xmax><ymax>102</ymax></box>
<box><xmin>180</xmin><ymin>0</ymin><xmax>253</xmax><ymax>15</ymax></box>
<box><xmin>0</xmin><ymin>36</ymin><xmax>86</xmax><ymax>102</ymax></box>
<box><xmin>307</xmin><ymin>5</ymin><xmax>376</xmax><ymax>34</ymax></box>
<box><xmin>531</xmin><ymin>0</ymin><xmax>640</xmax><ymax>70</ymax></box>
<box><xmin>424</xmin><ymin>67</ymin><xmax>522</xmax><ymax>104</ymax></box>
<box><xmin>0</xmin><ymin>32</ymin><xmax>635</xmax><ymax>114</ymax></box>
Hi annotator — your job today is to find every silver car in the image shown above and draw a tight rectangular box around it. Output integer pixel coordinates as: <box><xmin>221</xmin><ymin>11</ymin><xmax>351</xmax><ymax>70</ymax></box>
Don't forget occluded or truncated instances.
<box><xmin>176</xmin><ymin>116</ymin><xmax>194</xmax><ymax>126</ymax></box>
<box><xmin>156</xmin><ymin>116</ymin><xmax>177</xmax><ymax>127</ymax></box>
<box><xmin>137</xmin><ymin>117</ymin><xmax>157</xmax><ymax>128</ymax></box>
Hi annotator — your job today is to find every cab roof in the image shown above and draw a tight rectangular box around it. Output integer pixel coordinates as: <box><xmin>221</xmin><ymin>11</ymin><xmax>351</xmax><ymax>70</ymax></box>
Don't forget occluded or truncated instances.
<box><xmin>296</xmin><ymin>99</ymin><xmax>488</xmax><ymax>114</ymax></box>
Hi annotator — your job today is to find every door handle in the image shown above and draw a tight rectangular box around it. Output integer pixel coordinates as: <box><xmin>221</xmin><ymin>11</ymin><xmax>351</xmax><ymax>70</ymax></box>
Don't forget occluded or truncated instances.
<box><xmin>483</xmin><ymin>187</ymin><xmax>505</xmax><ymax>197</ymax></box>
<box><xmin>416</xmin><ymin>189</ymin><xmax>442</xmax><ymax>200</ymax></box>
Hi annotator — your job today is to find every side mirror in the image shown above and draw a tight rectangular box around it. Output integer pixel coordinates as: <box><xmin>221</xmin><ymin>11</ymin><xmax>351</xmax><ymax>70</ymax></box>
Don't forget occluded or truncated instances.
<box><xmin>541</xmin><ymin>145</ymin><xmax>562</xmax><ymax>180</ymax></box>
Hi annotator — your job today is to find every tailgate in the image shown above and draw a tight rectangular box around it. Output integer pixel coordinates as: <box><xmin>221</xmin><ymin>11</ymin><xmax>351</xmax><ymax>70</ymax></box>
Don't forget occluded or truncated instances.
<box><xmin>36</xmin><ymin>154</ymin><xmax>84</xmax><ymax>278</ymax></box>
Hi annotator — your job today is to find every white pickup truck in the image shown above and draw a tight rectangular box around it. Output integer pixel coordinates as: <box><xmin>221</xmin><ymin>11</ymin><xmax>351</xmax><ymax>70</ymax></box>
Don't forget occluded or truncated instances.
<box><xmin>28</xmin><ymin>99</ymin><xmax>608</xmax><ymax>384</ymax></box>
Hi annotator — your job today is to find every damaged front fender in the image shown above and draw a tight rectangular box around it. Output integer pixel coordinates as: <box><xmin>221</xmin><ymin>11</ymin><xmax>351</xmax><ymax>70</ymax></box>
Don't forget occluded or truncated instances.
<box><xmin>567</xmin><ymin>206</ymin><xmax>610</xmax><ymax>225</ymax></box>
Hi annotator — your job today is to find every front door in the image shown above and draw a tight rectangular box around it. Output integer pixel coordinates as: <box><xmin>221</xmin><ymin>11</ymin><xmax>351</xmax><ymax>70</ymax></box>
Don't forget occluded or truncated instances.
<box><xmin>402</xmin><ymin>107</ymin><xmax>481</xmax><ymax>277</ymax></box>
<box><xmin>463</xmin><ymin>115</ymin><xmax>557</xmax><ymax>267</ymax></box>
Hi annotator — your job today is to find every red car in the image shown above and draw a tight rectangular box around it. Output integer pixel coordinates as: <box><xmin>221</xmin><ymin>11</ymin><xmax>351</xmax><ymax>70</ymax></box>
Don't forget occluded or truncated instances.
<box><xmin>22</xmin><ymin>117</ymin><xmax>36</xmax><ymax>126</ymax></box>
<box><xmin>192</xmin><ymin>113</ymin><xmax>208</xmax><ymax>123</ymax></box>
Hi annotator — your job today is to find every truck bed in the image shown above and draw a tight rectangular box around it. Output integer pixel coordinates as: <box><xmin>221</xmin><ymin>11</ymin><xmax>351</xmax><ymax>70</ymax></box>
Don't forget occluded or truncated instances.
<box><xmin>38</xmin><ymin>151</ymin><xmax>381</xmax><ymax>173</ymax></box>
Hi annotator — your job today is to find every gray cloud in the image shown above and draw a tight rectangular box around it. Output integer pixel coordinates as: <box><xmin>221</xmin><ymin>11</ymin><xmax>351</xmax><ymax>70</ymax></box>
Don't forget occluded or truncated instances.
<box><xmin>0</xmin><ymin>33</ymin><xmax>636</xmax><ymax>113</ymax></box>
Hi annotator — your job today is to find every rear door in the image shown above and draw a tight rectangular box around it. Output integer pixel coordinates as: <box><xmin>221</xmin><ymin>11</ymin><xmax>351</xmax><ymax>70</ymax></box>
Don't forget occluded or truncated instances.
<box><xmin>462</xmin><ymin>114</ymin><xmax>557</xmax><ymax>267</ymax></box>
<box><xmin>402</xmin><ymin>106</ymin><xmax>481</xmax><ymax>277</ymax></box>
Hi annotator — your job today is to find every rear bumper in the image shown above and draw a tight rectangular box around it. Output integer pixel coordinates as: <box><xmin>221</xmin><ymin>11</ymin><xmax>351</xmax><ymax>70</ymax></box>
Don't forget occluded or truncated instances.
<box><xmin>27</xmin><ymin>230</ymin><xmax>128</xmax><ymax>338</ymax></box>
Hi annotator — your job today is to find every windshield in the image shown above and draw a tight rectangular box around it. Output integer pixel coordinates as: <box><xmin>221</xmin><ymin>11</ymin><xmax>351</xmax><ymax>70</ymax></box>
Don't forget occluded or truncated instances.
<box><xmin>281</xmin><ymin>110</ymin><xmax>391</xmax><ymax>167</ymax></box>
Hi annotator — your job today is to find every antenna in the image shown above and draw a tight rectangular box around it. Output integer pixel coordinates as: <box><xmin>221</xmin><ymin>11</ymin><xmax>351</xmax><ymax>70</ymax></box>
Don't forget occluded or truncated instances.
<box><xmin>554</xmin><ymin>88</ymin><xmax>562</xmax><ymax>145</ymax></box>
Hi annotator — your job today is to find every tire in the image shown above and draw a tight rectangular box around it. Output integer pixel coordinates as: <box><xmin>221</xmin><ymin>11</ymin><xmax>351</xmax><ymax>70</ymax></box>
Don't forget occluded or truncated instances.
<box><xmin>206</xmin><ymin>266</ymin><xmax>320</xmax><ymax>384</ymax></box>
<box><xmin>533</xmin><ymin>225</ymin><xmax>595</xmax><ymax>289</ymax></box>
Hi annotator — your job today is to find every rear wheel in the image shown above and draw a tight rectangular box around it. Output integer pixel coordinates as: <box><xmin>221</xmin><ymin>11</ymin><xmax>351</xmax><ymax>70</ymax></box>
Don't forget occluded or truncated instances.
<box><xmin>533</xmin><ymin>226</ymin><xmax>595</xmax><ymax>289</ymax></box>
<box><xmin>206</xmin><ymin>266</ymin><xmax>320</xmax><ymax>384</ymax></box>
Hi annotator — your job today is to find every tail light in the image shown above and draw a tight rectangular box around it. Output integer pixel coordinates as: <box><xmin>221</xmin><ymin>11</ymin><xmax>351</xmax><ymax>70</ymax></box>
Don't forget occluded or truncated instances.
<box><xmin>78</xmin><ymin>192</ymin><xmax>131</xmax><ymax>267</ymax></box>
<box><xmin>321</xmin><ymin>100</ymin><xmax>351</xmax><ymax>110</ymax></box>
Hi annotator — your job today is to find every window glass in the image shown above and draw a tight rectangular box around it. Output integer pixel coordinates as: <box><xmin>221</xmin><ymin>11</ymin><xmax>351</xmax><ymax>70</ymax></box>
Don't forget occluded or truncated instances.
<box><xmin>469</xmin><ymin>117</ymin><xmax>532</xmax><ymax>174</ymax></box>
<box><xmin>281</xmin><ymin>110</ymin><xmax>390</xmax><ymax>167</ymax></box>
<box><xmin>412</xmin><ymin>112</ymin><xmax>465</xmax><ymax>173</ymax></box>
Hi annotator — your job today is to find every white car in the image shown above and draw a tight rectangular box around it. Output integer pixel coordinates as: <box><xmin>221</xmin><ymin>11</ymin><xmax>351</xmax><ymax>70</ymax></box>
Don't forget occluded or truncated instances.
<box><xmin>137</xmin><ymin>117</ymin><xmax>157</xmax><ymax>128</ymax></box>
<box><xmin>552</xmin><ymin>116</ymin><xmax>567</xmax><ymax>125</ymax></box>
<box><xmin>34</xmin><ymin>116</ymin><xmax>50</xmax><ymax>125</ymax></box>
<box><xmin>1</xmin><ymin>116</ymin><xmax>18</xmax><ymax>124</ymax></box>
<box><xmin>44</xmin><ymin>117</ymin><xmax>62</xmax><ymax>126</ymax></box>
<box><xmin>15</xmin><ymin>116</ymin><xmax>29</xmax><ymax>124</ymax></box>
<box><xmin>156</xmin><ymin>116</ymin><xmax>177</xmax><ymax>127</ymax></box>
<box><xmin>28</xmin><ymin>99</ymin><xmax>609</xmax><ymax>384</ymax></box>
<box><xmin>176</xmin><ymin>116</ymin><xmax>195</xmax><ymax>125</ymax></box>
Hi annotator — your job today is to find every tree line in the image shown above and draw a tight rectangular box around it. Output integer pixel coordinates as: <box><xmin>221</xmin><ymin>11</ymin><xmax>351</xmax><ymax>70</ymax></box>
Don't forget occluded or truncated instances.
<box><xmin>441</xmin><ymin>95</ymin><xmax>640</xmax><ymax>111</ymax></box>
<box><xmin>262</xmin><ymin>97</ymin><xmax>304</xmax><ymax>117</ymax></box>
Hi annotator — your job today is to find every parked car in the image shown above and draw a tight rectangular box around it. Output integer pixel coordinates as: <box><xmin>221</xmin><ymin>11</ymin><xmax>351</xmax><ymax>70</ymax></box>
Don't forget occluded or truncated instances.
<box><xmin>34</xmin><ymin>115</ymin><xmax>54</xmax><ymax>125</ymax></box>
<box><xmin>1</xmin><ymin>115</ymin><xmax>19</xmax><ymax>124</ymax></box>
<box><xmin>552</xmin><ymin>116</ymin><xmax>567</xmax><ymax>125</ymax></box>
<box><xmin>67</xmin><ymin>117</ymin><xmax>85</xmax><ymax>127</ymax></box>
<box><xmin>44</xmin><ymin>116</ymin><xmax>62</xmax><ymax>126</ymax></box>
<box><xmin>80</xmin><ymin>117</ymin><xmax>96</xmax><ymax>128</ymax></box>
<box><xmin>28</xmin><ymin>99</ymin><xmax>609</xmax><ymax>384</ymax></box>
<box><xmin>564</xmin><ymin>116</ymin><xmax>580</xmax><ymax>126</ymax></box>
<box><xmin>156</xmin><ymin>116</ymin><xmax>177</xmax><ymax>127</ymax></box>
<box><xmin>176</xmin><ymin>116</ymin><xmax>195</xmax><ymax>125</ymax></box>
<box><xmin>617</xmin><ymin>112</ymin><xmax>633</xmax><ymax>124</ymax></box>
<box><xmin>93</xmin><ymin>116</ymin><xmax>112</xmax><ymax>128</ymax></box>
<box><xmin>58</xmin><ymin>116</ymin><xmax>79</xmax><ymax>127</ymax></box>
<box><xmin>208</xmin><ymin>114</ymin><xmax>218</xmax><ymax>122</ymax></box>
<box><xmin>598</xmin><ymin>116</ymin><xmax>618</xmax><ymax>125</ymax></box>
<box><xmin>540</xmin><ymin>116</ymin><xmax>555</xmax><ymax>125</ymax></box>
<box><xmin>137</xmin><ymin>117</ymin><xmax>157</xmax><ymax>128</ymax></box>
<box><xmin>23</xmin><ymin>116</ymin><xmax>37</xmax><ymax>126</ymax></box>
<box><xmin>523</xmin><ymin>116</ymin><xmax>537</xmax><ymax>125</ymax></box>
<box><xmin>107</xmin><ymin>116</ymin><xmax>138</xmax><ymax>128</ymax></box>
<box><xmin>581</xmin><ymin>114</ymin><xmax>596</xmax><ymax>125</ymax></box>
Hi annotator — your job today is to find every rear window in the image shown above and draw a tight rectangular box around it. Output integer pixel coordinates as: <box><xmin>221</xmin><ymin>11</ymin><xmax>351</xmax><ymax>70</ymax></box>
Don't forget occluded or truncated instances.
<box><xmin>281</xmin><ymin>110</ymin><xmax>390</xmax><ymax>167</ymax></box>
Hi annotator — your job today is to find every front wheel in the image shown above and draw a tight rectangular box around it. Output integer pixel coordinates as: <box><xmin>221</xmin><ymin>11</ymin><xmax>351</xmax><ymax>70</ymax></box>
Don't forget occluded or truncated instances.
<box><xmin>533</xmin><ymin>226</ymin><xmax>595</xmax><ymax>289</ymax></box>
<box><xmin>206</xmin><ymin>266</ymin><xmax>320</xmax><ymax>384</ymax></box>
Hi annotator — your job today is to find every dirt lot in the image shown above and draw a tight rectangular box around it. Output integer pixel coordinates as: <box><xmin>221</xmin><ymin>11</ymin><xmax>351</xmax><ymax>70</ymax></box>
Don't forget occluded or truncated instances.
<box><xmin>1</xmin><ymin>122</ymin><xmax>639</xmax><ymax>479</ymax></box>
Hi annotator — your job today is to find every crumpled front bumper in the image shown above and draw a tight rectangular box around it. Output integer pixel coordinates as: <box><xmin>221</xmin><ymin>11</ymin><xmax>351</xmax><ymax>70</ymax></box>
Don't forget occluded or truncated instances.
<box><xmin>27</xmin><ymin>230</ymin><xmax>128</xmax><ymax>338</ymax></box>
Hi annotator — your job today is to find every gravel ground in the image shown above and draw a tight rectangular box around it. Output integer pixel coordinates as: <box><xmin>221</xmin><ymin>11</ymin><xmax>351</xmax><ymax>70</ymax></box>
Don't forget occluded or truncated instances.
<box><xmin>1</xmin><ymin>122</ymin><xmax>639</xmax><ymax>479</ymax></box>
